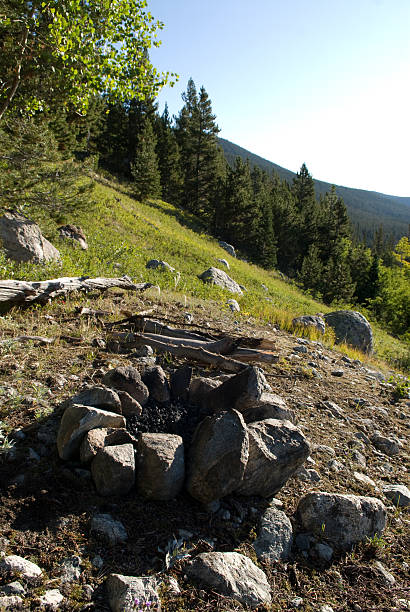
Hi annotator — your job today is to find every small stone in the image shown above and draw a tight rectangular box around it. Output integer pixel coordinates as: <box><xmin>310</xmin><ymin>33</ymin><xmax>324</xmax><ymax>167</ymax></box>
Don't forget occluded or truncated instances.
<box><xmin>371</xmin><ymin>433</ymin><xmax>401</xmax><ymax>456</ymax></box>
<box><xmin>253</xmin><ymin>505</ymin><xmax>293</xmax><ymax>562</ymax></box>
<box><xmin>295</xmin><ymin>533</ymin><xmax>314</xmax><ymax>551</ymax></box>
<box><xmin>83</xmin><ymin>584</ymin><xmax>94</xmax><ymax>601</ymax></box>
<box><xmin>0</xmin><ymin>595</ymin><xmax>23</xmax><ymax>609</ymax></box>
<box><xmin>91</xmin><ymin>513</ymin><xmax>128</xmax><ymax>546</ymax></box>
<box><xmin>167</xmin><ymin>576</ymin><xmax>181</xmax><ymax>595</ymax></box>
<box><xmin>315</xmin><ymin>542</ymin><xmax>333</xmax><ymax>562</ymax></box>
<box><xmin>353</xmin><ymin>472</ymin><xmax>376</xmax><ymax>488</ymax></box>
<box><xmin>320</xmin><ymin>606</ymin><xmax>335</xmax><ymax>612</ymax></box>
<box><xmin>331</xmin><ymin>369</ymin><xmax>344</xmax><ymax>377</ymax></box>
<box><xmin>374</xmin><ymin>560</ymin><xmax>395</xmax><ymax>585</ymax></box>
<box><xmin>92</xmin><ymin>555</ymin><xmax>104</xmax><ymax>569</ymax></box>
<box><xmin>290</xmin><ymin>596</ymin><xmax>304</xmax><ymax>608</ymax></box>
<box><xmin>351</xmin><ymin>450</ymin><xmax>366</xmax><ymax>468</ymax></box>
<box><xmin>226</xmin><ymin>299</ymin><xmax>240</xmax><ymax>312</ymax></box>
<box><xmin>382</xmin><ymin>484</ymin><xmax>410</xmax><ymax>507</ymax></box>
<box><xmin>106</xmin><ymin>573</ymin><xmax>161</xmax><ymax>612</ymax></box>
<box><xmin>2</xmin><ymin>581</ymin><xmax>25</xmax><ymax>596</ymax></box>
<box><xmin>141</xmin><ymin>365</ymin><xmax>170</xmax><ymax>403</ymax></box>
<box><xmin>39</xmin><ymin>589</ymin><xmax>64</xmax><ymax>609</ymax></box>
<box><xmin>91</xmin><ymin>444</ymin><xmax>135</xmax><ymax>496</ymax></box>
<box><xmin>59</xmin><ymin>555</ymin><xmax>81</xmax><ymax>583</ymax></box>
<box><xmin>0</xmin><ymin>554</ymin><xmax>42</xmax><ymax>582</ymax></box>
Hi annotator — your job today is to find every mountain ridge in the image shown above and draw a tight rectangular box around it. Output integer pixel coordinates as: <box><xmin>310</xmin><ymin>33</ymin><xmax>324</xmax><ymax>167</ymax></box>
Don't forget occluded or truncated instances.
<box><xmin>218</xmin><ymin>137</ymin><xmax>410</xmax><ymax>241</ymax></box>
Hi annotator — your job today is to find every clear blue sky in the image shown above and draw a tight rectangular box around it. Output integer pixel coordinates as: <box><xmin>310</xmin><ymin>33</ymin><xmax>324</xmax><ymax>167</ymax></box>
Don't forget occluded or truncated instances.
<box><xmin>149</xmin><ymin>0</ymin><xmax>410</xmax><ymax>197</ymax></box>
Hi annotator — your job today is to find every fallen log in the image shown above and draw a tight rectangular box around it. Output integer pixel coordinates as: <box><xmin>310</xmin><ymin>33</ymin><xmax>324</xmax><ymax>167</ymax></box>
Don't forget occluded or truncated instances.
<box><xmin>0</xmin><ymin>335</ymin><xmax>54</xmax><ymax>346</ymax></box>
<box><xmin>106</xmin><ymin>315</ymin><xmax>213</xmax><ymax>341</ymax></box>
<box><xmin>230</xmin><ymin>347</ymin><xmax>279</xmax><ymax>364</ymax></box>
<box><xmin>0</xmin><ymin>276</ymin><xmax>154</xmax><ymax>307</ymax></box>
<box><xmin>108</xmin><ymin>330</ymin><xmax>236</xmax><ymax>354</ymax></box>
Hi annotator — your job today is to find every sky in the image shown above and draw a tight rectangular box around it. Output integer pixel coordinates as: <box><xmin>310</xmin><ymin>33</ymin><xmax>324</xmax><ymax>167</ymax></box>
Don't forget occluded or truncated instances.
<box><xmin>148</xmin><ymin>0</ymin><xmax>410</xmax><ymax>197</ymax></box>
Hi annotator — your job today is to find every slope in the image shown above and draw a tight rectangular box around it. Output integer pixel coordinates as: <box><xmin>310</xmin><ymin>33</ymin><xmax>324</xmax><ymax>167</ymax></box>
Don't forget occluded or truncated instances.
<box><xmin>219</xmin><ymin>137</ymin><xmax>410</xmax><ymax>241</ymax></box>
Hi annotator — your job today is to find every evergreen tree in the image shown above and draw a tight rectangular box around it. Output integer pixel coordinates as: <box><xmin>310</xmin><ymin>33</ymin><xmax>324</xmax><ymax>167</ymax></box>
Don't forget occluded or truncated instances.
<box><xmin>155</xmin><ymin>104</ymin><xmax>183</xmax><ymax>204</ymax></box>
<box><xmin>131</xmin><ymin>118</ymin><xmax>161</xmax><ymax>200</ymax></box>
<box><xmin>251</xmin><ymin>166</ymin><xmax>277</xmax><ymax>268</ymax></box>
<box><xmin>97</xmin><ymin>102</ymin><xmax>129</xmax><ymax>175</ymax></box>
<box><xmin>292</xmin><ymin>163</ymin><xmax>320</xmax><ymax>265</ymax></box>
<box><xmin>321</xmin><ymin>239</ymin><xmax>356</xmax><ymax>304</ymax></box>
<box><xmin>298</xmin><ymin>245</ymin><xmax>324</xmax><ymax>297</ymax></box>
<box><xmin>270</xmin><ymin>174</ymin><xmax>299</xmax><ymax>273</ymax></box>
<box><xmin>221</xmin><ymin>157</ymin><xmax>254</xmax><ymax>249</ymax></box>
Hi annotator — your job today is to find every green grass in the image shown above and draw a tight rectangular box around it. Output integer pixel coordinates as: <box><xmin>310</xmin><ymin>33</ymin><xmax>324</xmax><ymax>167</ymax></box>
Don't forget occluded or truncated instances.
<box><xmin>1</xmin><ymin>175</ymin><xmax>408</xmax><ymax>371</ymax></box>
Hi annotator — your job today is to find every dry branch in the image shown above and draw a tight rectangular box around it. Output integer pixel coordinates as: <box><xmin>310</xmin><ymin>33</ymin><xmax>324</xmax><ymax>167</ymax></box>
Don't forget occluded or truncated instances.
<box><xmin>0</xmin><ymin>276</ymin><xmax>154</xmax><ymax>307</ymax></box>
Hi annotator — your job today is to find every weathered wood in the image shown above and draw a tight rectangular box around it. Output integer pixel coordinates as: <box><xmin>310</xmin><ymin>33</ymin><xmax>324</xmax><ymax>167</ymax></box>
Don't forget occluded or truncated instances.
<box><xmin>0</xmin><ymin>276</ymin><xmax>154</xmax><ymax>307</ymax></box>
<box><xmin>230</xmin><ymin>347</ymin><xmax>280</xmax><ymax>364</ymax></box>
<box><xmin>107</xmin><ymin>315</ymin><xmax>213</xmax><ymax>341</ymax></box>
<box><xmin>108</xmin><ymin>330</ymin><xmax>236</xmax><ymax>354</ymax></box>
<box><xmin>0</xmin><ymin>335</ymin><xmax>54</xmax><ymax>346</ymax></box>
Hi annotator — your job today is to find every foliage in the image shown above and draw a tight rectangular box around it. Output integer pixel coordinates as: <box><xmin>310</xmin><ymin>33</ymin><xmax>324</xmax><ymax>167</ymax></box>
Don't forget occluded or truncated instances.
<box><xmin>0</xmin><ymin>0</ymin><xmax>176</xmax><ymax>120</ymax></box>
<box><xmin>131</xmin><ymin>116</ymin><xmax>161</xmax><ymax>200</ymax></box>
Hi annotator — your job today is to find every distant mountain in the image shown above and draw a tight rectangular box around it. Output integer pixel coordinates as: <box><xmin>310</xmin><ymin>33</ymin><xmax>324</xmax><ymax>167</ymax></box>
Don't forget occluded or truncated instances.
<box><xmin>219</xmin><ymin>137</ymin><xmax>410</xmax><ymax>242</ymax></box>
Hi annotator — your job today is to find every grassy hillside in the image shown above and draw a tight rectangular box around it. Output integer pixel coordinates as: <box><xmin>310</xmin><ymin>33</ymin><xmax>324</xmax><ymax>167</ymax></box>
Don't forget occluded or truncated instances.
<box><xmin>219</xmin><ymin>137</ymin><xmax>410</xmax><ymax>242</ymax></box>
<box><xmin>1</xmin><ymin>175</ymin><xmax>408</xmax><ymax>371</ymax></box>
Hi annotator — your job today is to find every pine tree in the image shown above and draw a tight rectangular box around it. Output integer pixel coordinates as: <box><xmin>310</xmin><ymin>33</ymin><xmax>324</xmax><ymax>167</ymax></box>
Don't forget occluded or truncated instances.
<box><xmin>155</xmin><ymin>104</ymin><xmax>183</xmax><ymax>204</ymax></box>
<box><xmin>97</xmin><ymin>102</ymin><xmax>129</xmax><ymax>175</ymax></box>
<box><xmin>270</xmin><ymin>174</ymin><xmax>299</xmax><ymax>273</ymax></box>
<box><xmin>298</xmin><ymin>245</ymin><xmax>324</xmax><ymax>297</ymax></box>
<box><xmin>251</xmin><ymin>166</ymin><xmax>277</xmax><ymax>268</ymax></box>
<box><xmin>221</xmin><ymin>157</ymin><xmax>254</xmax><ymax>249</ymax></box>
<box><xmin>321</xmin><ymin>239</ymin><xmax>356</xmax><ymax>304</ymax></box>
<box><xmin>131</xmin><ymin>118</ymin><xmax>161</xmax><ymax>200</ymax></box>
<box><xmin>292</xmin><ymin>163</ymin><xmax>320</xmax><ymax>265</ymax></box>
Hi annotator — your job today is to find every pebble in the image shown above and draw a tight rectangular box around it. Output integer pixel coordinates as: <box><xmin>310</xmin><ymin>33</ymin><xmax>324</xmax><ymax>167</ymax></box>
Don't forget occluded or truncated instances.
<box><xmin>290</xmin><ymin>596</ymin><xmax>304</xmax><ymax>608</ymax></box>
<box><xmin>331</xmin><ymin>370</ymin><xmax>344</xmax><ymax>377</ymax></box>
<box><xmin>315</xmin><ymin>542</ymin><xmax>333</xmax><ymax>562</ymax></box>
<box><xmin>374</xmin><ymin>560</ymin><xmax>395</xmax><ymax>586</ymax></box>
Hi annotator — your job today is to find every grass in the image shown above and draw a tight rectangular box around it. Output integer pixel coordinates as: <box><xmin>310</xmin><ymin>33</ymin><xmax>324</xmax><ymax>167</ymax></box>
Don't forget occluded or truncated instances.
<box><xmin>0</xmin><ymin>174</ymin><xmax>408</xmax><ymax>372</ymax></box>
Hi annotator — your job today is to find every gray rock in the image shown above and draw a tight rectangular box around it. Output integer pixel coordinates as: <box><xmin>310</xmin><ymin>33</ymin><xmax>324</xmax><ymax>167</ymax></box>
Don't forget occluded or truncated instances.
<box><xmin>0</xmin><ymin>211</ymin><xmax>60</xmax><ymax>263</ymax></box>
<box><xmin>320</xmin><ymin>606</ymin><xmax>335</xmax><ymax>612</ymax></box>
<box><xmin>117</xmin><ymin>391</ymin><xmax>142</xmax><ymax>417</ymax></box>
<box><xmin>217</xmin><ymin>258</ymin><xmax>229</xmax><ymax>269</ymax></box>
<box><xmin>315</xmin><ymin>542</ymin><xmax>333</xmax><ymax>562</ymax></box>
<box><xmin>170</xmin><ymin>365</ymin><xmax>192</xmax><ymax>402</ymax></box>
<box><xmin>92</xmin><ymin>555</ymin><xmax>104</xmax><ymax>569</ymax></box>
<box><xmin>353</xmin><ymin>472</ymin><xmax>376</xmax><ymax>488</ymax></box>
<box><xmin>106</xmin><ymin>573</ymin><xmax>161</xmax><ymax>612</ymax></box>
<box><xmin>324</xmin><ymin>310</ymin><xmax>373</xmax><ymax>354</ymax></box>
<box><xmin>295</xmin><ymin>533</ymin><xmax>315</xmax><ymax>551</ymax></box>
<box><xmin>226</xmin><ymin>299</ymin><xmax>240</xmax><ymax>312</ymax></box>
<box><xmin>146</xmin><ymin>258</ymin><xmax>175</xmax><ymax>272</ymax></box>
<box><xmin>205</xmin><ymin>366</ymin><xmax>270</xmax><ymax>414</ymax></box>
<box><xmin>351</xmin><ymin>450</ymin><xmax>366</xmax><ymax>467</ymax></box>
<box><xmin>241</xmin><ymin>392</ymin><xmax>294</xmax><ymax>424</ymax></box>
<box><xmin>236</xmin><ymin>419</ymin><xmax>310</xmax><ymax>498</ymax></box>
<box><xmin>297</xmin><ymin>492</ymin><xmax>387</xmax><ymax>548</ymax></box>
<box><xmin>382</xmin><ymin>484</ymin><xmax>410</xmax><ymax>507</ymax></box>
<box><xmin>198</xmin><ymin>267</ymin><xmax>243</xmax><ymax>295</ymax></box>
<box><xmin>0</xmin><ymin>554</ymin><xmax>42</xmax><ymax>582</ymax></box>
<box><xmin>58</xmin><ymin>224</ymin><xmax>88</xmax><ymax>250</ymax></box>
<box><xmin>2</xmin><ymin>582</ymin><xmax>25</xmax><ymax>596</ymax></box>
<box><xmin>59</xmin><ymin>556</ymin><xmax>81</xmax><ymax>583</ymax></box>
<box><xmin>253</xmin><ymin>505</ymin><xmax>293</xmax><ymax>562</ymax></box>
<box><xmin>141</xmin><ymin>365</ymin><xmax>170</xmax><ymax>403</ymax></box>
<box><xmin>292</xmin><ymin>315</ymin><xmax>326</xmax><ymax>335</ymax></box>
<box><xmin>0</xmin><ymin>595</ymin><xmax>23</xmax><ymax>609</ymax></box>
<box><xmin>218</xmin><ymin>240</ymin><xmax>236</xmax><ymax>257</ymax></box>
<box><xmin>70</xmin><ymin>386</ymin><xmax>122</xmax><ymax>414</ymax></box>
<box><xmin>322</xmin><ymin>401</ymin><xmax>345</xmax><ymax>419</ymax></box>
<box><xmin>296</xmin><ymin>467</ymin><xmax>321</xmax><ymax>482</ymax></box>
<box><xmin>371</xmin><ymin>433</ymin><xmax>401</xmax><ymax>456</ymax></box>
<box><xmin>91</xmin><ymin>443</ymin><xmax>135</xmax><ymax>496</ymax></box>
<box><xmin>80</xmin><ymin>427</ymin><xmax>137</xmax><ymax>463</ymax></box>
<box><xmin>290</xmin><ymin>596</ymin><xmax>304</xmax><ymax>608</ymax></box>
<box><xmin>91</xmin><ymin>513</ymin><xmax>128</xmax><ymax>546</ymax></box>
<box><xmin>57</xmin><ymin>404</ymin><xmax>125</xmax><ymax>460</ymax></box>
<box><xmin>188</xmin><ymin>376</ymin><xmax>221</xmax><ymax>406</ymax></box>
<box><xmin>186</xmin><ymin>551</ymin><xmax>271</xmax><ymax>609</ymax></box>
<box><xmin>186</xmin><ymin>410</ymin><xmax>249</xmax><ymax>504</ymax></box>
<box><xmin>373</xmin><ymin>560</ymin><xmax>395</xmax><ymax>585</ymax></box>
<box><xmin>136</xmin><ymin>433</ymin><xmax>184</xmax><ymax>500</ymax></box>
<box><xmin>39</xmin><ymin>589</ymin><xmax>64</xmax><ymax>609</ymax></box>
<box><xmin>103</xmin><ymin>366</ymin><xmax>149</xmax><ymax>406</ymax></box>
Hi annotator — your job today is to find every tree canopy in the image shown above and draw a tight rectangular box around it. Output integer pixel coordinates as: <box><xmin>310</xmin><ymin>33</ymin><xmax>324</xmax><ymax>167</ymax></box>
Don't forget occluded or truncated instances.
<box><xmin>0</xmin><ymin>0</ymin><xmax>176</xmax><ymax>121</ymax></box>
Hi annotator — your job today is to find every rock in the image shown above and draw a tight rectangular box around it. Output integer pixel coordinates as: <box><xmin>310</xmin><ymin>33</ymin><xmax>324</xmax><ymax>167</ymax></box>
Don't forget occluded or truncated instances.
<box><xmin>241</xmin><ymin>392</ymin><xmax>294</xmax><ymax>424</ymax></box>
<box><xmin>146</xmin><ymin>258</ymin><xmax>175</xmax><ymax>272</ymax></box>
<box><xmin>2</xmin><ymin>582</ymin><xmax>25</xmax><ymax>596</ymax></box>
<box><xmin>217</xmin><ymin>258</ymin><xmax>230</xmax><ymax>269</ymax></box>
<box><xmin>226</xmin><ymin>299</ymin><xmax>240</xmax><ymax>312</ymax></box>
<box><xmin>188</xmin><ymin>376</ymin><xmax>222</xmax><ymax>406</ymax></box>
<box><xmin>292</xmin><ymin>315</ymin><xmax>326</xmax><ymax>335</ymax></box>
<box><xmin>322</xmin><ymin>401</ymin><xmax>345</xmax><ymax>419</ymax></box>
<box><xmin>198</xmin><ymin>267</ymin><xmax>243</xmax><ymax>295</ymax></box>
<box><xmin>351</xmin><ymin>450</ymin><xmax>366</xmax><ymax>467</ymax></box>
<box><xmin>91</xmin><ymin>443</ymin><xmax>135</xmax><ymax>496</ymax></box>
<box><xmin>297</xmin><ymin>492</ymin><xmax>387</xmax><ymax>548</ymax></box>
<box><xmin>315</xmin><ymin>542</ymin><xmax>333</xmax><ymax>562</ymax></box>
<box><xmin>331</xmin><ymin>369</ymin><xmax>344</xmax><ymax>377</ymax></box>
<box><xmin>170</xmin><ymin>365</ymin><xmax>192</xmax><ymax>402</ymax></box>
<box><xmin>136</xmin><ymin>433</ymin><xmax>184</xmax><ymax>500</ymax></box>
<box><xmin>0</xmin><ymin>211</ymin><xmax>60</xmax><ymax>263</ymax></box>
<box><xmin>296</xmin><ymin>467</ymin><xmax>321</xmax><ymax>482</ymax></box>
<box><xmin>290</xmin><ymin>596</ymin><xmax>304</xmax><ymax>608</ymax></box>
<box><xmin>90</xmin><ymin>513</ymin><xmax>128</xmax><ymax>546</ymax></box>
<box><xmin>218</xmin><ymin>240</ymin><xmax>236</xmax><ymax>257</ymax></box>
<box><xmin>80</xmin><ymin>427</ymin><xmax>136</xmax><ymax>463</ymax></box>
<box><xmin>371</xmin><ymin>432</ymin><xmax>401</xmax><ymax>456</ymax></box>
<box><xmin>253</xmin><ymin>505</ymin><xmax>293</xmax><ymax>562</ymax></box>
<box><xmin>92</xmin><ymin>555</ymin><xmax>103</xmax><ymax>569</ymax></box>
<box><xmin>0</xmin><ymin>595</ymin><xmax>23</xmax><ymax>609</ymax></box>
<box><xmin>353</xmin><ymin>472</ymin><xmax>376</xmax><ymax>488</ymax></box>
<box><xmin>186</xmin><ymin>410</ymin><xmax>249</xmax><ymax>504</ymax></box>
<box><xmin>373</xmin><ymin>560</ymin><xmax>395</xmax><ymax>586</ymax></box>
<box><xmin>186</xmin><ymin>551</ymin><xmax>271</xmax><ymax>609</ymax></box>
<box><xmin>236</xmin><ymin>419</ymin><xmax>310</xmax><ymax>497</ymax></box>
<box><xmin>59</xmin><ymin>555</ymin><xmax>81</xmax><ymax>583</ymax></box>
<box><xmin>141</xmin><ymin>366</ymin><xmax>170</xmax><ymax>403</ymax></box>
<box><xmin>0</xmin><ymin>554</ymin><xmax>42</xmax><ymax>582</ymax></box>
<box><xmin>117</xmin><ymin>391</ymin><xmax>142</xmax><ymax>417</ymax></box>
<box><xmin>295</xmin><ymin>533</ymin><xmax>315</xmax><ymax>551</ymax></box>
<box><xmin>320</xmin><ymin>606</ymin><xmax>335</xmax><ymax>612</ymax></box>
<box><xmin>205</xmin><ymin>366</ymin><xmax>270</xmax><ymax>414</ymax></box>
<box><xmin>70</xmin><ymin>386</ymin><xmax>122</xmax><ymax>414</ymax></box>
<box><xmin>39</xmin><ymin>589</ymin><xmax>64</xmax><ymax>609</ymax></box>
<box><xmin>132</xmin><ymin>345</ymin><xmax>154</xmax><ymax>358</ymax></box>
<box><xmin>106</xmin><ymin>573</ymin><xmax>161</xmax><ymax>612</ymax></box>
<box><xmin>382</xmin><ymin>484</ymin><xmax>410</xmax><ymax>507</ymax></box>
<box><xmin>324</xmin><ymin>310</ymin><xmax>373</xmax><ymax>354</ymax></box>
<box><xmin>58</xmin><ymin>224</ymin><xmax>88</xmax><ymax>250</ymax></box>
<box><xmin>57</xmin><ymin>404</ymin><xmax>125</xmax><ymax>460</ymax></box>
<box><xmin>102</xmin><ymin>366</ymin><xmax>149</xmax><ymax>406</ymax></box>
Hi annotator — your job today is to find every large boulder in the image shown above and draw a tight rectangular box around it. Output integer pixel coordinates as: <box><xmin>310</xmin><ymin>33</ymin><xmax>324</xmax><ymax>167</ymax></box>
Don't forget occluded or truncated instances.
<box><xmin>198</xmin><ymin>267</ymin><xmax>243</xmax><ymax>295</ymax></box>
<box><xmin>0</xmin><ymin>211</ymin><xmax>60</xmax><ymax>263</ymax></box>
<box><xmin>91</xmin><ymin>443</ymin><xmax>135</xmax><ymax>496</ymax></box>
<box><xmin>136</xmin><ymin>433</ymin><xmax>184</xmax><ymax>500</ymax></box>
<box><xmin>103</xmin><ymin>366</ymin><xmax>149</xmax><ymax>406</ymax></box>
<box><xmin>205</xmin><ymin>366</ymin><xmax>270</xmax><ymax>414</ymax></box>
<box><xmin>80</xmin><ymin>427</ymin><xmax>137</xmax><ymax>463</ymax></box>
<box><xmin>253</xmin><ymin>505</ymin><xmax>293</xmax><ymax>562</ymax></box>
<box><xmin>292</xmin><ymin>315</ymin><xmax>326</xmax><ymax>335</ymax></box>
<box><xmin>188</xmin><ymin>376</ymin><xmax>222</xmax><ymax>407</ymax></box>
<box><xmin>324</xmin><ymin>310</ymin><xmax>373</xmax><ymax>353</ymax></box>
<box><xmin>106</xmin><ymin>574</ymin><xmax>161</xmax><ymax>612</ymax></box>
<box><xmin>141</xmin><ymin>365</ymin><xmax>170</xmax><ymax>403</ymax></box>
<box><xmin>240</xmin><ymin>392</ymin><xmax>294</xmax><ymax>424</ymax></box>
<box><xmin>58</xmin><ymin>224</ymin><xmax>88</xmax><ymax>250</ymax></box>
<box><xmin>70</xmin><ymin>386</ymin><xmax>122</xmax><ymax>414</ymax></box>
<box><xmin>218</xmin><ymin>241</ymin><xmax>236</xmax><ymax>257</ymax></box>
<box><xmin>235</xmin><ymin>419</ymin><xmax>310</xmax><ymax>497</ymax></box>
<box><xmin>297</xmin><ymin>492</ymin><xmax>387</xmax><ymax>548</ymax></box>
<box><xmin>186</xmin><ymin>552</ymin><xmax>271</xmax><ymax>609</ymax></box>
<box><xmin>186</xmin><ymin>410</ymin><xmax>249</xmax><ymax>504</ymax></box>
<box><xmin>57</xmin><ymin>404</ymin><xmax>125</xmax><ymax>460</ymax></box>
